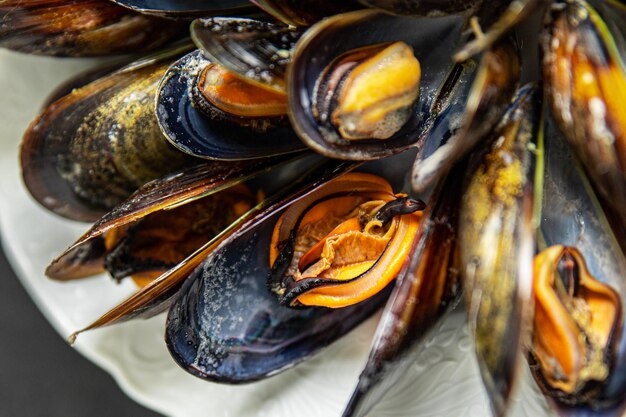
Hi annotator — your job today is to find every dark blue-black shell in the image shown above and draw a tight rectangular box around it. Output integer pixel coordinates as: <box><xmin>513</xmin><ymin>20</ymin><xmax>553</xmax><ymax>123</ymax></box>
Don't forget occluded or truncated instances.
<box><xmin>157</xmin><ymin>50</ymin><xmax>306</xmax><ymax>161</ymax></box>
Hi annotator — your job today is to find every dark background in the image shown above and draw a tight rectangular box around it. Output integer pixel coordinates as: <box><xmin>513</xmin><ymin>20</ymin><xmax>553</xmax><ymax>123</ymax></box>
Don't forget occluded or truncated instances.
<box><xmin>0</xmin><ymin>242</ymin><xmax>162</xmax><ymax>417</ymax></box>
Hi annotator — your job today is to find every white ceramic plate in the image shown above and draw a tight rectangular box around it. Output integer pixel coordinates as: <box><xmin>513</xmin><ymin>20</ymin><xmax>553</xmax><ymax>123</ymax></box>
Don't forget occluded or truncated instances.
<box><xmin>0</xmin><ymin>49</ymin><xmax>553</xmax><ymax>417</ymax></box>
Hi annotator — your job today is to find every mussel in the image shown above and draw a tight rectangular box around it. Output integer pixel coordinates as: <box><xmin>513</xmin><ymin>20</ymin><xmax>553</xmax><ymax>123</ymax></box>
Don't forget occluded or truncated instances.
<box><xmin>21</xmin><ymin>46</ymin><xmax>202</xmax><ymax>222</ymax></box>
<box><xmin>46</xmin><ymin>154</ymin><xmax>303</xmax><ymax>283</ymax></box>
<box><xmin>267</xmin><ymin>172</ymin><xmax>424</xmax><ymax>308</ymax></box>
<box><xmin>9</xmin><ymin>0</ymin><xmax>626</xmax><ymax>416</ymax></box>
<box><xmin>190</xmin><ymin>17</ymin><xmax>302</xmax><ymax>94</ymax></box>
<box><xmin>0</xmin><ymin>0</ymin><xmax>185</xmax><ymax>56</ymax></box>
<box><xmin>163</xmin><ymin>153</ymin><xmax>418</xmax><ymax>383</ymax></box>
<box><xmin>311</xmin><ymin>41</ymin><xmax>422</xmax><ymax>142</ymax></box>
<box><xmin>342</xmin><ymin>160</ymin><xmax>465</xmax><ymax>417</ymax></box>
<box><xmin>542</xmin><ymin>0</ymin><xmax>626</xmax><ymax>238</ymax></box>
<box><xmin>157</xmin><ymin>49</ymin><xmax>305</xmax><ymax>160</ymax></box>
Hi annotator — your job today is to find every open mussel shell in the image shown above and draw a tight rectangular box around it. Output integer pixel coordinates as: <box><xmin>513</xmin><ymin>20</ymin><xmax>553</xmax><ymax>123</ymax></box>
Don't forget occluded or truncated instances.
<box><xmin>342</xmin><ymin>162</ymin><xmax>464</xmax><ymax>417</ymax></box>
<box><xmin>157</xmin><ymin>50</ymin><xmax>306</xmax><ymax>160</ymax></box>
<box><xmin>411</xmin><ymin>35</ymin><xmax>521</xmax><ymax>192</ymax></box>
<box><xmin>191</xmin><ymin>17</ymin><xmax>302</xmax><ymax>93</ymax></box>
<box><xmin>458</xmin><ymin>84</ymin><xmax>540</xmax><ymax>417</ymax></box>
<box><xmin>65</xmin><ymin>154</ymin><xmax>326</xmax><ymax>342</ymax></box>
<box><xmin>250</xmin><ymin>0</ymin><xmax>362</xmax><ymax>26</ymax></box>
<box><xmin>21</xmin><ymin>46</ymin><xmax>199</xmax><ymax>222</ymax></box>
<box><xmin>110</xmin><ymin>0</ymin><xmax>254</xmax><ymax>18</ymax></box>
<box><xmin>532</xmin><ymin>116</ymin><xmax>626</xmax><ymax>415</ymax></box>
<box><xmin>46</xmin><ymin>154</ymin><xmax>297</xmax><ymax>281</ymax></box>
<box><xmin>288</xmin><ymin>9</ymin><xmax>471</xmax><ymax>160</ymax></box>
<box><xmin>166</xmin><ymin>151</ymin><xmax>419</xmax><ymax>382</ymax></box>
<box><xmin>0</xmin><ymin>0</ymin><xmax>185</xmax><ymax>56</ymax></box>
<box><xmin>542</xmin><ymin>0</ymin><xmax>626</xmax><ymax>240</ymax></box>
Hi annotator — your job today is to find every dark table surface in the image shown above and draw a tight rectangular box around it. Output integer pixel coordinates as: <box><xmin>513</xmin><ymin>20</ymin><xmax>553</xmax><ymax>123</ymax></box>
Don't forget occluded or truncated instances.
<box><xmin>0</xmin><ymin>242</ymin><xmax>163</xmax><ymax>417</ymax></box>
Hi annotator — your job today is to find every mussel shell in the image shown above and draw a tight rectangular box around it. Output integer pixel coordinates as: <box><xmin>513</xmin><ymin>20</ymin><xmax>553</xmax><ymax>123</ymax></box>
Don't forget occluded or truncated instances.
<box><xmin>157</xmin><ymin>50</ymin><xmax>306</xmax><ymax>160</ymax></box>
<box><xmin>46</xmin><ymin>154</ymin><xmax>298</xmax><ymax>281</ymax></box>
<box><xmin>342</xmin><ymin>161</ymin><xmax>464</xmax><ymax>417</ymax></box>
<box><xmin>110</xmin><ymin>0</ymin><xmax>254</xmax><ymax>18</ymax></box>
<box><xmin>166</xmin><ymin>210</ymin><xmax>390</xmax><ymax>382</ymax></box>
<box><xmin>21</xmin><ymin>47</ymin><xmax>198</xmax><ymax>222</ymax></box>
<box><xmin>459</xmin><ymin>84</ymin><xmax>540</xmax><ymax>417</ymax></box>
<box><xmin>288</xmin><ymin>10</ymin><xmax>468</xmax><ymax>160</ymax></box>
<box><xmin>191</xmin><ymin>17</ymin><xmax>302</xmax><ymax>92</ymax></box>
<box><xmin>453</xmin><ymin>0</ymin><xmax>544</xmax><ymax>62</ymax></box>
<box><xmin>250</xmin><ymin>0</ymin><xmax>362</xmax><ymax>26</ymax></box>
<box><xmin>65</xmin><ymin>154</ymin><xmax>325</xmax><ymax>342</ymax></box>
<box><xmin>165</xmin><ymin>151</ymin><xmax>418</xmax><ymax>382</ymax></box>
<box><xmin>542</xmin><ymin>0</ymin><xmax>626</xmax><ymax>242</ymax></box>
<box><xmin>0</xmin><ymin>0</ymin><xmax>185</xmax><ymax>56</ymax></box>
<box><xmin>165</xmin><ymin>158</ymin><xmax>391</xmax><ymax>382</ymax></box>
<box><xmin>358</xmin><ymin>0</ymin><xmax>481</xmax><ymax>16</ymax></box>
<box><xmin>42</xmin><ymin>62</ymin><xmax>132</xmax><ymax>109</ymax></box>
<box><xmin>536</xmin><ymin>115</ymin><xmax>626</xmax><ymax>413</ymax></box>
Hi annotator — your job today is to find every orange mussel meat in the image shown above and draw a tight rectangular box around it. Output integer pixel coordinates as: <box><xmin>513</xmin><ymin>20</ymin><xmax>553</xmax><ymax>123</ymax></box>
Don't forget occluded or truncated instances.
<box><xmin>269</xmin><ymin>172</ymin><xmax>424</xmax><ymax>308</ymax></box>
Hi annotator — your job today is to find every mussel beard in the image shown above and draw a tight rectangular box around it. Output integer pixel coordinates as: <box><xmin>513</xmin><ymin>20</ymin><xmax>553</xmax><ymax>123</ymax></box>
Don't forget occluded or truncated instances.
<box><xmin>531</xmin><ymin>245</ymin><xmax>623</xmax><ymax>405</ymax></box>
<box><xmin>102</xmin><ymin>184</ymin><xmax>254</xmax><ymax>286</ymax></box>
<box><xmin>268</xmin><ymin>173</ymin><xmax>423</xmax><ymax>308</ymax></box>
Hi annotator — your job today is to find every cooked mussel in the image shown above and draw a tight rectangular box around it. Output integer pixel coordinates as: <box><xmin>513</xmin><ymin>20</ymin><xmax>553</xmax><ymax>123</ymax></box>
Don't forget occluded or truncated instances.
<box><xmin>289</xmin><ymin>10</ymin><xmax>473</xmax><ymax>160</ymax></box>
<box><xmin>358</xmin><ymin>0</ymin><xmax>482</xmax><ymax>16</ymax></box>
<box><xmin>542</xmin><ymin>0</ymin><xmax>626</xmax><ymax>237</ymax></box>
<box><xmin>0</xmin><ymin>0</ymin><xmax>185</xmax><ymax>56</ymax></box>
<box><xmin>342</xmin><ymin>161</ymin><xmax>464</xmax><ymax>417</ymax></box>
<box><xmin>532</xmin><ymin>246</ymin><xmax>622</xmax><ymax>403</ymax></box>
<box><xmin>46</xmin><ymin>155</ymin><xmax>297</xmax><ymax>282</ymax></box>
<box><xmin>531</xmin><ymin>115</ymin><xmax>626</xmax><ymax>414</ymax></box>
<box><xmin>459</xmin><ymin>85</ymin><xmax>540</xmax><ymax>417</ymax></box>
<box><xmin>157</xmin><ymin>50</ymin><xmax>305</xmax><ymax>160</ymax></box>
<box><xmin>102</xmin><ymin>184</ymin><xmax>254</xmax><ymax>285</ymax></box>
<box><xmin>250</xmin><ymin>0</ymin><xmax>362</xmax><ymax>26</ymax></box>
<box><xmin>267</xmin><ymin>172</ymin><xmax>424</xmax><ymax>308</ymax></box>
<box><xmin>21</xmin><ymin>46</ymin><xmax>199</xmax><ymax>222</ymax></box>
<box><xmin>164</xmin><ymin>159</ymin><xmax>401</xmax><ymax>383</ymax></box>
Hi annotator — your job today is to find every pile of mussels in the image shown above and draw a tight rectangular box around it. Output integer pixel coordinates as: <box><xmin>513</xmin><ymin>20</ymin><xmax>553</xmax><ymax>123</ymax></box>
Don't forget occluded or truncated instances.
<box><xmin>3</xmin><ymin>0</ymin><xmax>626</xmax><ymax>416</ymax></box>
